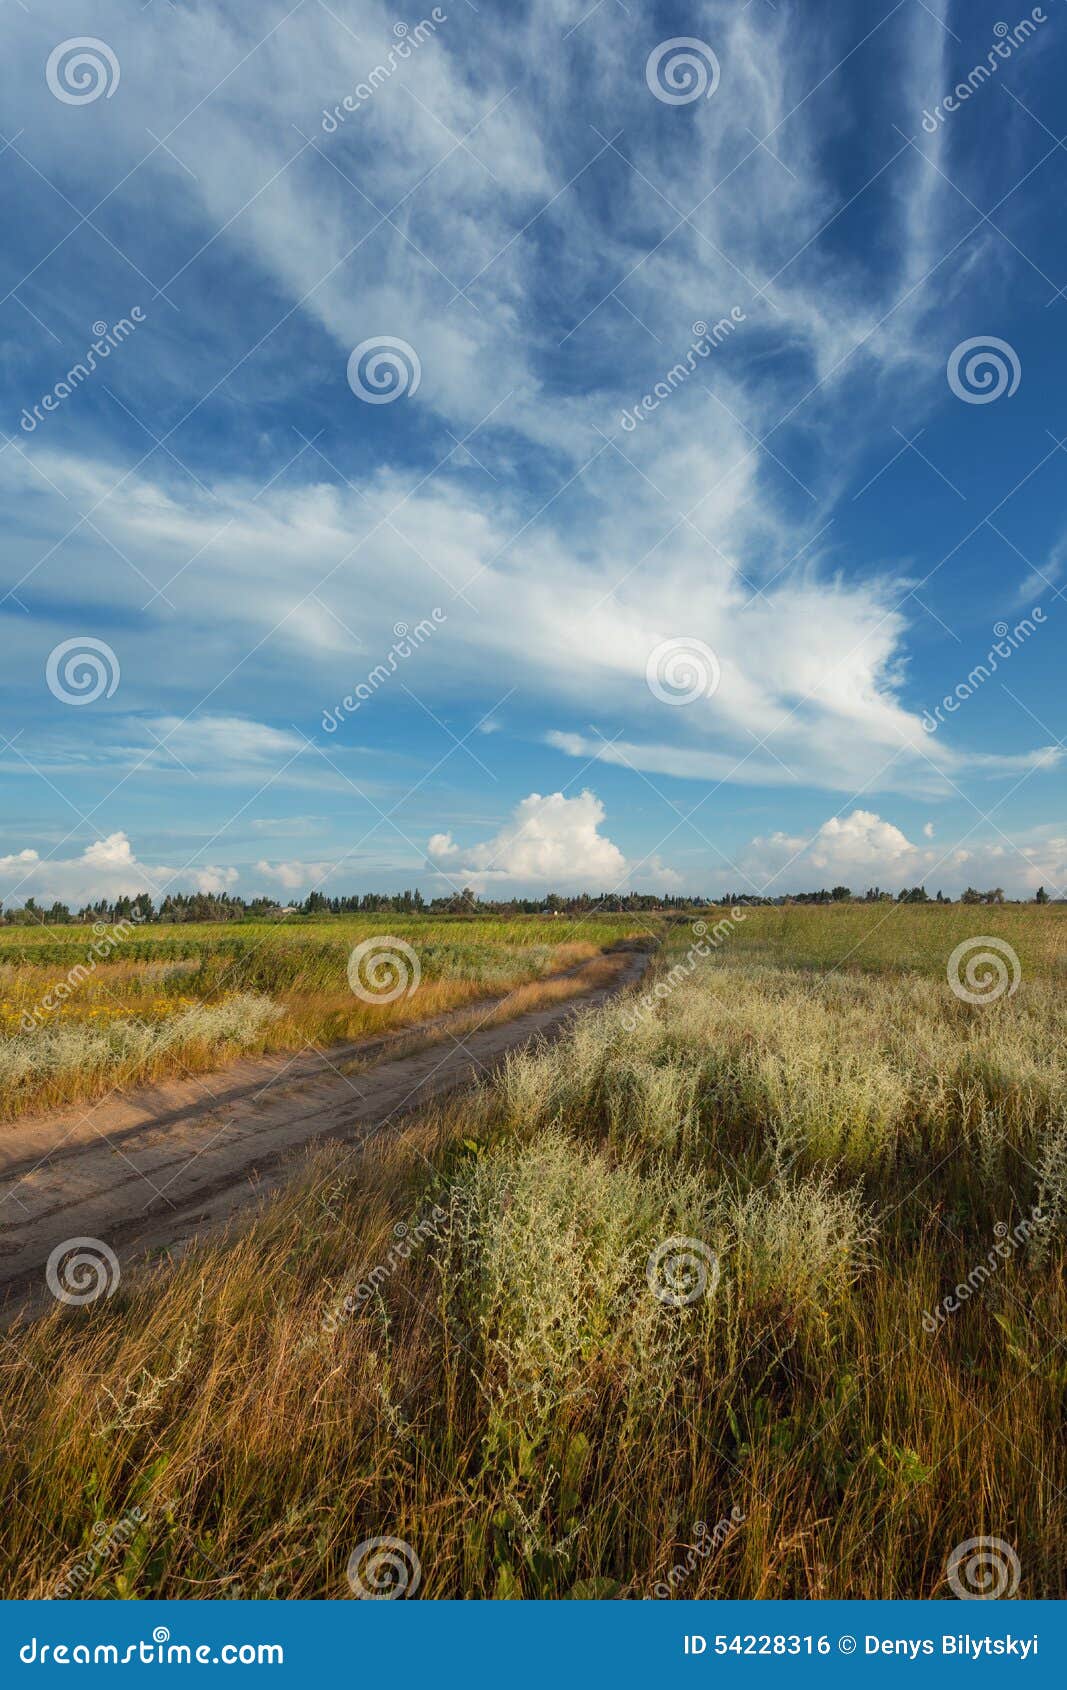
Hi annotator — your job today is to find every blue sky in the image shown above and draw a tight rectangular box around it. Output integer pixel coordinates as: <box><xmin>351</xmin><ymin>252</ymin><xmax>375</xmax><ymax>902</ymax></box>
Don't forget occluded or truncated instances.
<box><xmin>2</xmin><ymin>0</ymin><xmax>1066</xmax><ymax>905</ymax></box>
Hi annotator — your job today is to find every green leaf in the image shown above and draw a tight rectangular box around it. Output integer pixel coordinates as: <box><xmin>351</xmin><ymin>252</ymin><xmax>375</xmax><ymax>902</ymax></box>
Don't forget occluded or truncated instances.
<box><xmin>568</xmin><ymin>1577</ymin><xmax>622</xmax><ymax>1600</ymax></box>
<box><xmin>494</xmin><ymin>1563</ymin><xmax>520</xmax><ymax>1599</ymax></box>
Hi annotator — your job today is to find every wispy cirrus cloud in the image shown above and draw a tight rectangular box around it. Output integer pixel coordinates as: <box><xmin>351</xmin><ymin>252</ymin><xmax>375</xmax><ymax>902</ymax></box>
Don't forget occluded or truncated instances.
<box><xmin>1</xmin><ymin>0</ymin><xmax>1062</xmax><ymax>900</ymax></box>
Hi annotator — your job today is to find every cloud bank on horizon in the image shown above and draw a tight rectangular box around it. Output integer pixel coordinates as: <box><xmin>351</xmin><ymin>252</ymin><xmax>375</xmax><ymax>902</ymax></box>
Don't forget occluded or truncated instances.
<box><xmin>2</xmin><ymin>0</ymin><xmax>1066</xmax><ymax>904</ymax></box>
<box><xmin>5</xmin><ymin>801</ymin><xmax>1065</xmax><ymax>907</ymax></box>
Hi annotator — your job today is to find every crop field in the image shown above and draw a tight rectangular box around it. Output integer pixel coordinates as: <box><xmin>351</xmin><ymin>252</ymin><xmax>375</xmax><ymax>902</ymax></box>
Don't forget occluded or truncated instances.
<box><xmin>0</xmin><ymin>914</ymin><xmax>650</xmax><ymax>1122</ymax></box>
<box><xmin>1</xmin><ymin>904</ymin><xmax>1065</xmax><ymax>1599</ymax></box>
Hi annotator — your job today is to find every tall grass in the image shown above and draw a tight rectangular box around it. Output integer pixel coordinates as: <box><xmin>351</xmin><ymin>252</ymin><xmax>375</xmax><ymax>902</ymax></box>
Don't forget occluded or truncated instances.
<box><xmin>0</xmin><ymin>917</ymin><xmax>648</xmax><ymax>1121</ymax></box>
<box><xmin>1</xmin><ymin>910</ymin><xmax>1064</xmax><ymax>1598</ymax></box>
<box><xmin>0</xmin><ymin>995</ymin><xmax>281</xmax><ymax>1117</ymax></box>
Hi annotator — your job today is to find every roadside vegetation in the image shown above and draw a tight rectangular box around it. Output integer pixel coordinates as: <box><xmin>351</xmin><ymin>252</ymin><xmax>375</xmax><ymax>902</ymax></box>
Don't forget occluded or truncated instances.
<box><xmin>0</xmin><ymin>915</ymin><xmax>650</xmax><ymax>1121</ymax></box>
<box><xmin>1</xmin><ymin>906</ymin><xmax>1065</xmax><ymax>1597</ymax></box>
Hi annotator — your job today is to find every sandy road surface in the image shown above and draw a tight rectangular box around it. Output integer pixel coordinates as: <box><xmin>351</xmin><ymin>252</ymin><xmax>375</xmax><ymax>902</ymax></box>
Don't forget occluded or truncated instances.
<box><xmin>0</xmin><ymin>947</ymin><xmax>651</xmax><ymax>1318</ymax></box>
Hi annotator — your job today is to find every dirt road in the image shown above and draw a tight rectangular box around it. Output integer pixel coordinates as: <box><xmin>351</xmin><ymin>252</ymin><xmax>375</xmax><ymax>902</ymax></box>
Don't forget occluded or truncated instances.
<box><xmin>0</xmin><ymin>947</ymin><xmax>650</xmax><ymax>1319</ymax></box>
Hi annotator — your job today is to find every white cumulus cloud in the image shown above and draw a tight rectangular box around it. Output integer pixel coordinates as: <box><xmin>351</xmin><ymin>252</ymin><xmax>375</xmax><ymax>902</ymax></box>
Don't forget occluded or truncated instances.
<box><xmin>0</xmin><ymin>833</ymin><xmax>238</xmax><ymax>908</ymax></box>
<box><xmin>739</xmin><ymin>808</ymin><xmax>1067</xmax><ymax>897</ymax></box>
<box><xmin>427</xmin><ymin>790</ymin><xmax>669</xmax><ymax>890</ymax></box>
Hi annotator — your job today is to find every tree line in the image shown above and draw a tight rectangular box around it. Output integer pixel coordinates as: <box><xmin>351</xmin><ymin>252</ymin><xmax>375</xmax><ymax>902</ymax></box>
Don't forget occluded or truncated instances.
<box><xmin>0</xmin><ymin>883</ymin><xmax>1056</xmax><ymax>926</ymax></box>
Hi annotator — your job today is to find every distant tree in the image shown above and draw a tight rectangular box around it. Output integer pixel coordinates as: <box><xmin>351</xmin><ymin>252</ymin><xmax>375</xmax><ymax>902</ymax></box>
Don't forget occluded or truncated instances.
<box><xmin>1036</xmin><ymin>885</ymin><xmax>1050</xmax><ymax>904</ymax></box>
<box><xmin>446</xmin><ymin>886</ymin><xmax>479</xmax><ymax>913</ymax></box>
<box><xmin>830</xmin><ymin>885</ymin><xmax>851</xmax><ymax>902</ymax></box>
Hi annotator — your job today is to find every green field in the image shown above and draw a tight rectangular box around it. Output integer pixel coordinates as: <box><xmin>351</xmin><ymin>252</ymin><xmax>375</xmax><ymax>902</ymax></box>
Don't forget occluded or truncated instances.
<box><xmin>702</xmin><ymin>899</ymin><xmax>1067</xmax><ymax>979</ymax></box>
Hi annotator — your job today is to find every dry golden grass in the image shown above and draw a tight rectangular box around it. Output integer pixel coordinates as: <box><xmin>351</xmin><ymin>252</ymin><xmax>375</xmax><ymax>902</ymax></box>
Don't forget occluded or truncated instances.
<box><xmin>0</xmin><ymin>920</ymin><xmax>645</xmax><ymax>1122</ymax></box>
<box><xmin>2</xmin><ymin>907</ymin><xmax>1064</xmax><ymax>1599</ymax></box>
